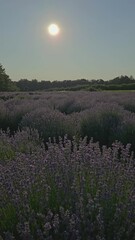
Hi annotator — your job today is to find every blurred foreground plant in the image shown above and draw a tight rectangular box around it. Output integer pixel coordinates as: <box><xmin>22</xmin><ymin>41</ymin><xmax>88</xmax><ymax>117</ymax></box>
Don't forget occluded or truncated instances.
<box><xmin>0</xmin><ymin>131</ymin><xmax>135</xmax><ymax>239</ymax></box>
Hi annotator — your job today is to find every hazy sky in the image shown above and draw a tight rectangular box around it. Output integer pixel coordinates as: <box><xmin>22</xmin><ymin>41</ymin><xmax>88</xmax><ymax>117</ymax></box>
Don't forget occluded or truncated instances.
<box><xmin>0</xmin><ymin>0</ymin><xmax>135</xmax><ymax>81</ymax></box>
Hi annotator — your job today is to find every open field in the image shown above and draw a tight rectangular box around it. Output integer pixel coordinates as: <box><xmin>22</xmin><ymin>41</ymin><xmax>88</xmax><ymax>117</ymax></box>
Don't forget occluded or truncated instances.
<box><xmin>0</xmin><ymin>91</ymin><xmax>135</xmax><ymax>239</ymax></box>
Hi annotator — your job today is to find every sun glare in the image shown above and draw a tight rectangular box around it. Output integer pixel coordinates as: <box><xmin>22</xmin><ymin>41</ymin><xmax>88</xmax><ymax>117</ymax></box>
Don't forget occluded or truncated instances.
<box><xmin>48</xmin><ymin>23</ymin><xmax>60</xmax><ymax>36</ymax></box>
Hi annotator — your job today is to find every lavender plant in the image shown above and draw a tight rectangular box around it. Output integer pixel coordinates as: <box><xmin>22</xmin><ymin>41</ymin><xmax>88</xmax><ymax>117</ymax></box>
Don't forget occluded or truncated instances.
<box><xmin>0</xmin><ymin>130</ymin><xmax>135</xmax><ymax>239</ymax></box>
<box><xmin>20</xmin><ymin>108</ymin><xmax>74</xmax><ymax>143</ymax></box>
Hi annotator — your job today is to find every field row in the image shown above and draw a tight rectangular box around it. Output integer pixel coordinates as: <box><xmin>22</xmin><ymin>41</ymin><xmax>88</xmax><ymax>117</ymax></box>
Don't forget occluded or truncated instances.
<box><xmin>0</xmin><ymin>91</ymin><xmax>135</xmax><ymax>151</ymax></box>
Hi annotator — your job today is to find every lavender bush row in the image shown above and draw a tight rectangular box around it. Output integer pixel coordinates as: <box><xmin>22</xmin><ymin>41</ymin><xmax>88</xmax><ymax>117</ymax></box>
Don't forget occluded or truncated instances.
<box><xmin>0</xmin><ymin>91</ymin><xmax>135</xmax><ymax>151</ymax></box>
<box><xmin>19</xmin><ymin>102</ymin><xmax>135</xmax><ymax>152</ymax></box>
<box><xmin>1</xmin><ymin>91</ymin><xmax>135</xmax><ymax>110</ymax></box>
<box><xmin>0</xmin><ymin>129</ymin><xmax>135</xmax><ymax>239</ymax></box>
<box><xmin>0</xmin><ymin>91</ymin><xmax>135</xmax><ymax>120</ymax></box>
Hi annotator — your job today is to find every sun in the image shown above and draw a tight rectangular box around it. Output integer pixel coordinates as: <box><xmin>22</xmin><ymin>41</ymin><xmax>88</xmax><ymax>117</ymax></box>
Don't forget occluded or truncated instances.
<box><xmin>48</xmin><ymin>23</ymin><xmax>60</xmax><ymax>36</ymax></box>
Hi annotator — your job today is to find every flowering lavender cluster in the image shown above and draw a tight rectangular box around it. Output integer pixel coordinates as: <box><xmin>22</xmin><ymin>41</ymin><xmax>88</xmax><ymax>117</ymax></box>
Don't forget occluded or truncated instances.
<box><xmin>0</xmin><ymin>130</ymin><xmax>135</xmax><ymax>239</ymax></box>
<box><xmin>0</xmin><ymin>91</ymin><xmax>135</xmax><ymax>239</ymax></box>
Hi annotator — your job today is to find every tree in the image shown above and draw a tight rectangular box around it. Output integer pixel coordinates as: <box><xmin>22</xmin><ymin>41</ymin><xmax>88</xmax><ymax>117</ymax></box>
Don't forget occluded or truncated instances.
<box><xmin>0</xmin><ymin>63</ymin><xmax>12</xmax><ymax>91</ymax></box>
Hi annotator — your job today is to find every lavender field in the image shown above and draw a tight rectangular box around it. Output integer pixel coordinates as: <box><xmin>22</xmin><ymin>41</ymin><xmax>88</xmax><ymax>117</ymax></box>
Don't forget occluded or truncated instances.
<box><xmin>0</xmin><ymin>91</ymin><xmax>135</xmax><ymax>239</ymax></box>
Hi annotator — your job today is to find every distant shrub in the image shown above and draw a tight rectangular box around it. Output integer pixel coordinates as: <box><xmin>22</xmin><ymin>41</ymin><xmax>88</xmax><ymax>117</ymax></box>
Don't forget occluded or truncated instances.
<box><xmin>87</xmin><ymin>86</ymin><xmax>98</xmax><ymax>91</ymax></box>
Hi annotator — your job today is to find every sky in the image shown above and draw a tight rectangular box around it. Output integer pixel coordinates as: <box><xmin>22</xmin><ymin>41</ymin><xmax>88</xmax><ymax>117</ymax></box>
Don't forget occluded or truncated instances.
<box><xmin>0</xmin><ymin>0</ymin><xmax>135</xmax><ymax>81</ymax></box>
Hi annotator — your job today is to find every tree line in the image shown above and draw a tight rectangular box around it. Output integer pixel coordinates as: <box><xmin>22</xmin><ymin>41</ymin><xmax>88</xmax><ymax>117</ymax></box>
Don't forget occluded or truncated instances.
<box><xmin>0</xmin><ymin>63</ymin><xmax>135</xmax><ymax>92</ymax></box>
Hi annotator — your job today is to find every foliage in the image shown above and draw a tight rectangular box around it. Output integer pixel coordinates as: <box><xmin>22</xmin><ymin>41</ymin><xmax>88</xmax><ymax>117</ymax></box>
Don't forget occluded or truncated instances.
<box><xmin>14</xmin><ymin>75</ymin><xmax>135</xmax><ymax>92</ymax></box>
<box><xmin>0</xmin><ymin>64</ymin><xmax>19</xmax><ymax>92</ymax></box>
<box><xmin>1</xmin><ymin>62</ymin><xmax>135</xmax><ymax>91</ymax></box>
